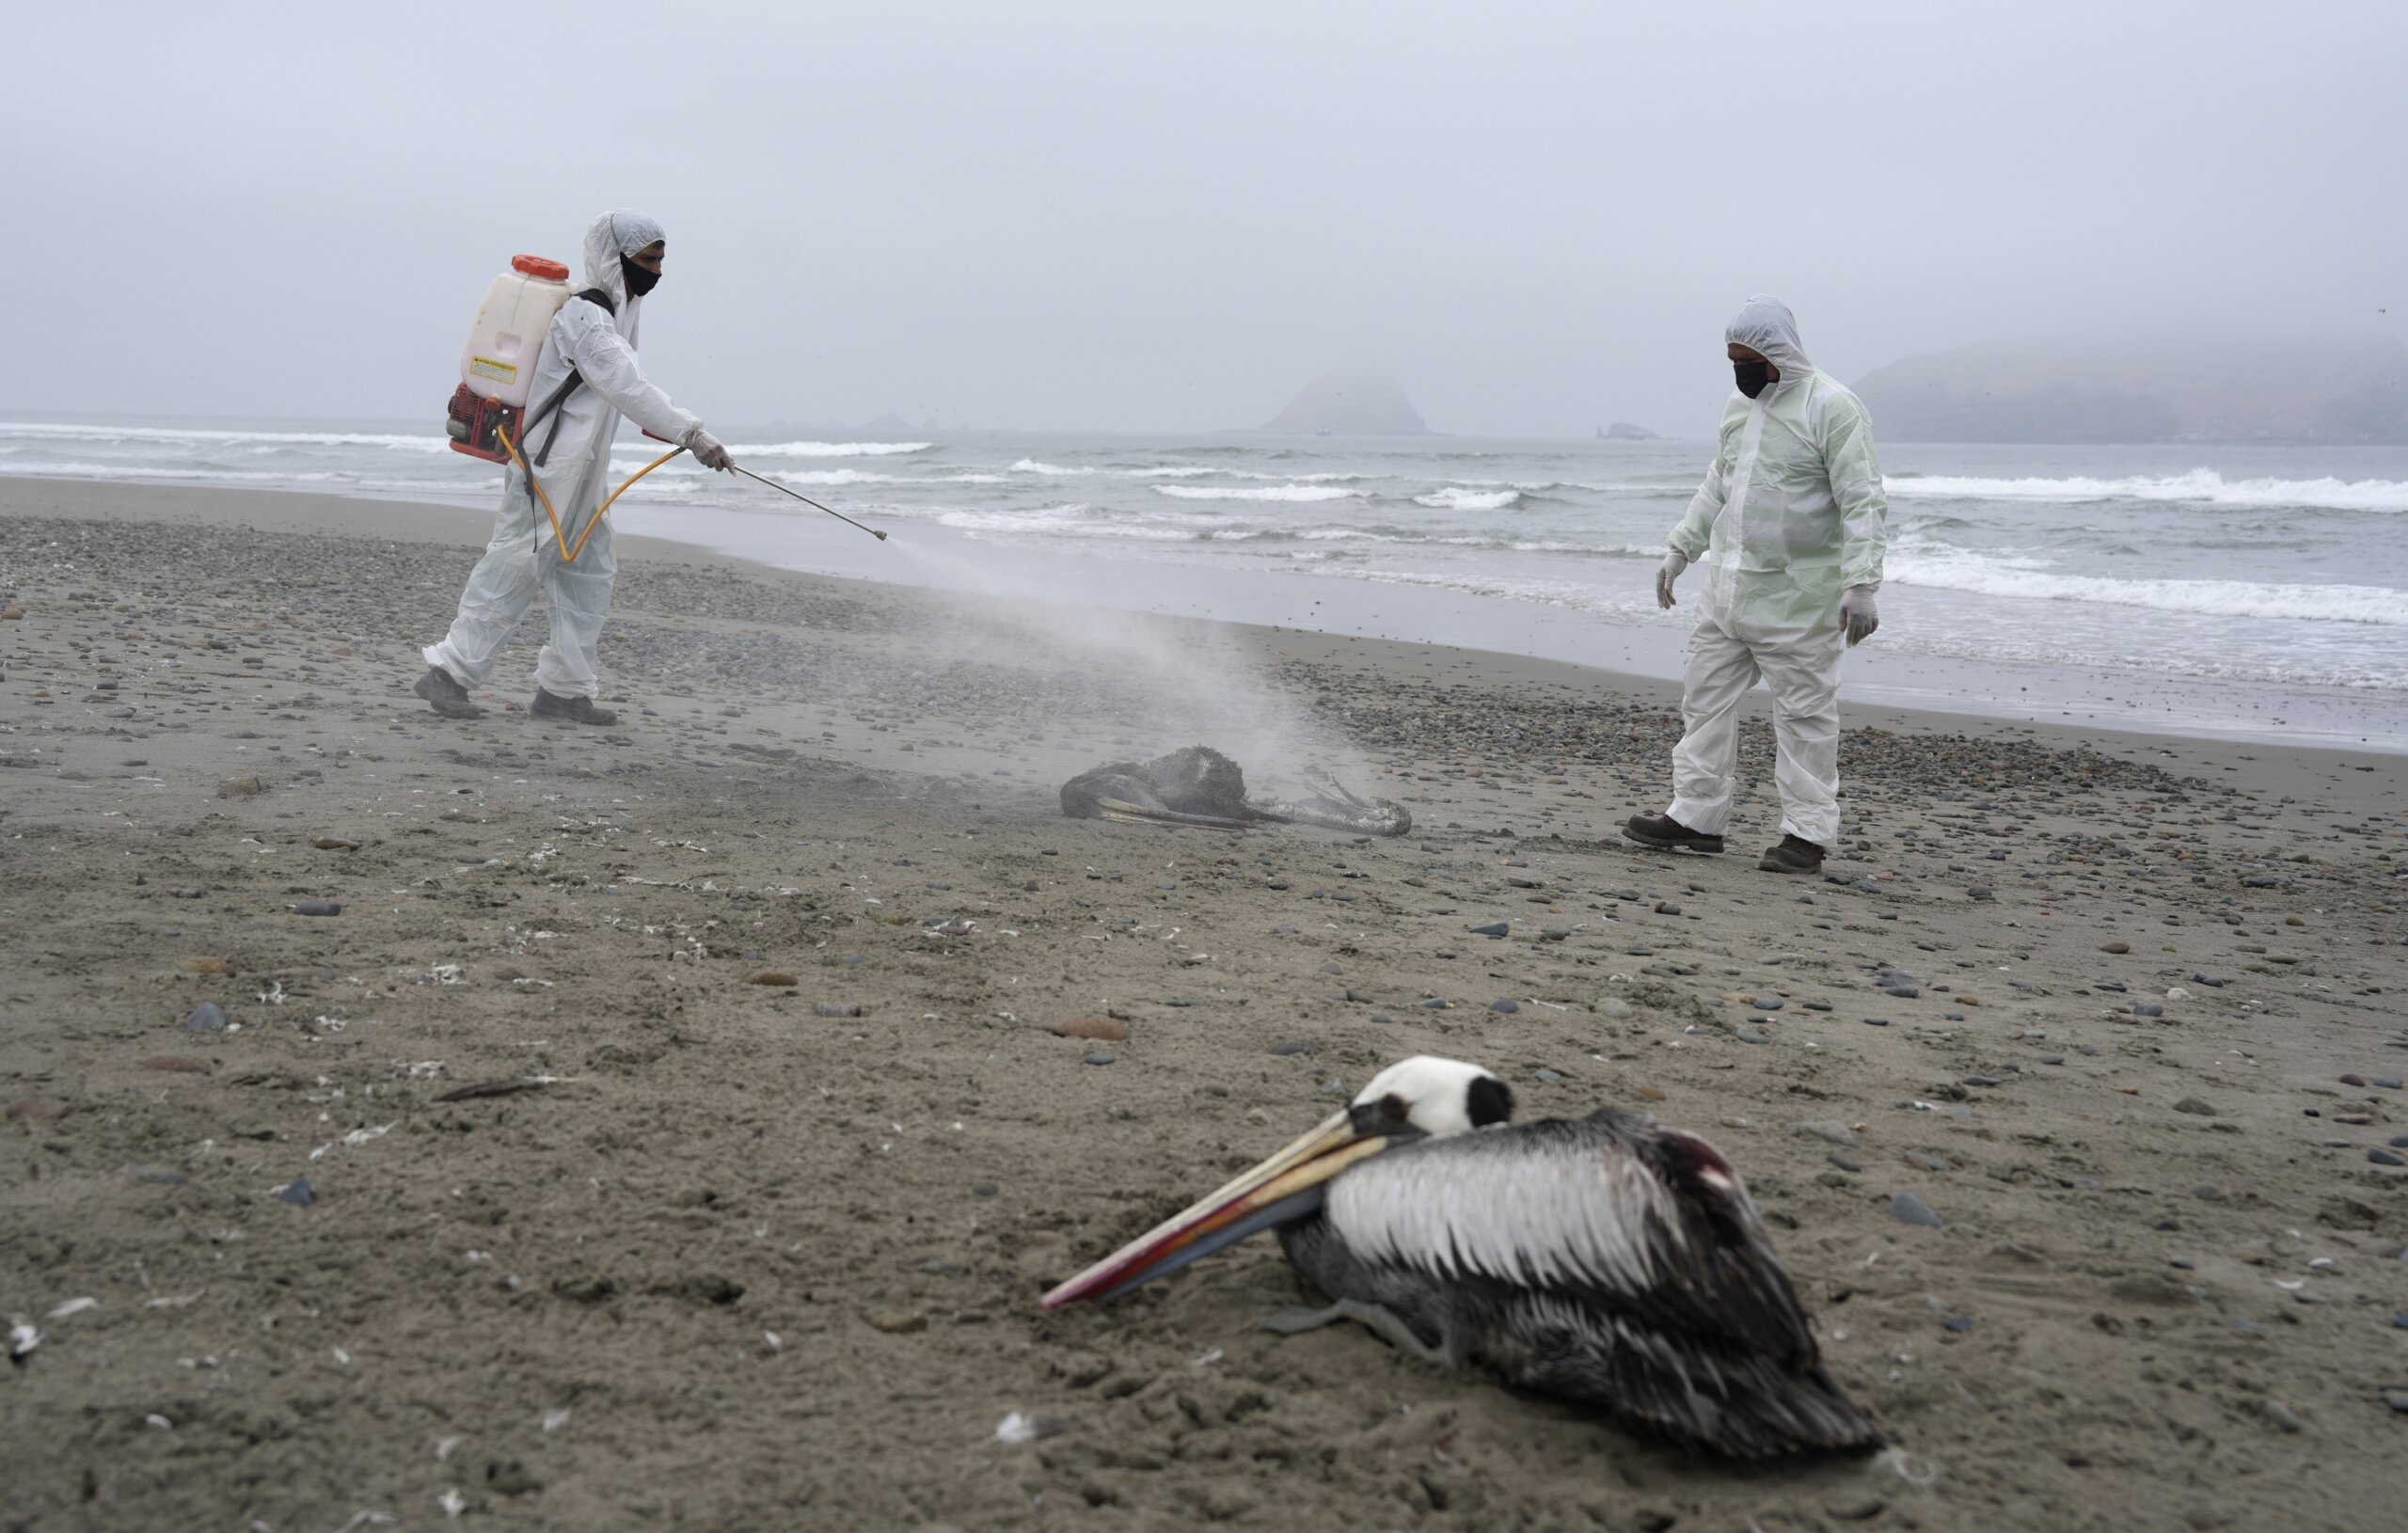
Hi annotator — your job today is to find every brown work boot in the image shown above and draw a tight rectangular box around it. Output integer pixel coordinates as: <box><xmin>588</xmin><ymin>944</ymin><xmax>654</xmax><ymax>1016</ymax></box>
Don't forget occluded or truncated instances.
<box><xmin>531</xmin><ymin>687</ymin><xmax>619</xmax><ymax>726</ymax></box>
<box><xmin>1759</xmin><ymin>833</ymin><xmax>1826</xmax><ymax>875</ymax></box>
<box><xmin>1621</xmin><ymin>812</ymin><xmax>1725</xmax><ymax>855</ymax></box>
<box><xmin>413</xmin><ymin>666</ymin><xmax>483</xmax><ymax>719</ymax></box>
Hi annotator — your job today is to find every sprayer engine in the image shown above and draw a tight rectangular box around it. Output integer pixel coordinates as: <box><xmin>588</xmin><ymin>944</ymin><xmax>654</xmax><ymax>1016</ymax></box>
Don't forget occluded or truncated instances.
<box><xmin>445</xmin><ymin>384</ymin><xmax>522</xmax><ymax>463</ymax></box>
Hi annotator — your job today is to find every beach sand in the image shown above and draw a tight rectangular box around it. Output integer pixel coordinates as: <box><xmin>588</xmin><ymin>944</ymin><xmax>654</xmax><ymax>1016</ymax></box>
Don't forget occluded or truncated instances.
<box><xmin>3</xmin><ymin>477</ymin><xmax>2403</xmax><ymax>1531</ymax></box>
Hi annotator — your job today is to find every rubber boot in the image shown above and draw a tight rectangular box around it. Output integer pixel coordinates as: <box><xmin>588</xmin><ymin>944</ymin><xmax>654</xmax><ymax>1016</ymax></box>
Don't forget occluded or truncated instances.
<box><xmin>1622</xmin><ymin>812</ymin><xmax>1725</xmax><ymax>855</ymax></box>
<box><xmin>531</xmin><ymin>688</ymin><xmax>618</xmax><ymax>726</ymax></box>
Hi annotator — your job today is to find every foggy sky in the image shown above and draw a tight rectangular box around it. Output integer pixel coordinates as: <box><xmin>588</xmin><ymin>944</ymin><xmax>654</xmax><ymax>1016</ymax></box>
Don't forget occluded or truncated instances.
<box><xmin>8</xmin><ymin>1</ymin><xmax>2402</xmax><ymax>437</ymax></box>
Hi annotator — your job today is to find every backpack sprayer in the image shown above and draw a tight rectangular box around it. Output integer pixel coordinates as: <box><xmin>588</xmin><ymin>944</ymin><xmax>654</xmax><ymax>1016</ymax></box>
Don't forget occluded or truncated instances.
<box><xmin>445</xmin><ymin>253</ymin><xmax>885</xmax><ymax>557</ymax></box>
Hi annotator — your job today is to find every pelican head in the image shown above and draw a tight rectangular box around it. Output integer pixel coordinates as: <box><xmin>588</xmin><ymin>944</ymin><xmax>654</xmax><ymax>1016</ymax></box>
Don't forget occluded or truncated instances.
<box><xmin>1041</xmin><ymin>1056</ymin><xmax>1514</xmax><ymax>1308</ymax></box>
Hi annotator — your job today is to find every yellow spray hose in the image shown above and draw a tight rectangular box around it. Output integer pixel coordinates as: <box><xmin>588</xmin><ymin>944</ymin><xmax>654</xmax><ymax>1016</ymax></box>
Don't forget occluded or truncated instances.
<box><xmin>496</xmin><ymin>419</ymin><xmax>685</xmax><ymax>564</ymax></box>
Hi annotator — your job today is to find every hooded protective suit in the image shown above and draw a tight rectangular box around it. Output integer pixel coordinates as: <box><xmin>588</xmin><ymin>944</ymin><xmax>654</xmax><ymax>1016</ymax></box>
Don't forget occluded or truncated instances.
<box><xmin>1657</xmin><ymin>296</ymin><xmax>1889</xmax><ymax>848</ymax></box>
<box><xmin>423</xmin><ymin>211</ymin><xmax>705</xmax><ymax>701</ymax></box>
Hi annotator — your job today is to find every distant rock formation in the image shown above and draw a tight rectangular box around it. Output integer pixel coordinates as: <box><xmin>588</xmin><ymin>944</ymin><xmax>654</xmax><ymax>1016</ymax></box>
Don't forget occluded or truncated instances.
<box><xmin>1259</xmin><ymin>373</ymin><xmax>1431</xmax><ymax>435</ymax></box>
<box><xmin>1854</xmin><ymin>336</ymin><xmax>2408</xmax><ymax>444</ymax></box>
<box><xmin>1597</xmin><ymin>421</ymin><xmax>1659</xmax><ymax>440</ymax></box>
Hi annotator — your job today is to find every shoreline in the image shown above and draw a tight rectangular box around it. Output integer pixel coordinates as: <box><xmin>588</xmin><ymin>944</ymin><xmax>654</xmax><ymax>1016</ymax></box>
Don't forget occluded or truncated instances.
<box><xmin>7</xmin><ymin>475</ymin><xmax>2401</xmax><ymax>779</ymax></box>
<box><xmin>3</xmin><ymin>478</ymin><xmax>2405</xmax><ymax>1529</ymax></box>
<box><xmin>8</xmin><ymin>469</ymin><xmax>2400</xmax><ymax>755</ymax></box>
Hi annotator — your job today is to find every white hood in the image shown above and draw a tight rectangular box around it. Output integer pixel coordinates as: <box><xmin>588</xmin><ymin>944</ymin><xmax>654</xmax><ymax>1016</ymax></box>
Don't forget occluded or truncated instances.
<box><xmin>1726</xmin><ymin>294</ymin><xmax>1814</xmax><ymax>378</ymax></box>
<box><xmin>580</xmin><ymin>209</ymin><xmax>665</xmax><ymax>326</ymax></box>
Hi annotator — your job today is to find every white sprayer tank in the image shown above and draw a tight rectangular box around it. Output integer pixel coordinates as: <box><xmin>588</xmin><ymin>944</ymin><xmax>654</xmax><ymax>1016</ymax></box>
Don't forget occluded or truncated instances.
<box><xmin>459</xmin><ymin>255</ymin><xmax>575</xmax><ymax>407</ymax></box>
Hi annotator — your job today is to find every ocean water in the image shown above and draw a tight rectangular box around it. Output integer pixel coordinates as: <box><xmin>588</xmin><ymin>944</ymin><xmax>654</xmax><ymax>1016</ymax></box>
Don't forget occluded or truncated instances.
<box><xmin>5</xmin><ymin>416</ymin><xmax>2402</xmax><ymax>748</ymax></box>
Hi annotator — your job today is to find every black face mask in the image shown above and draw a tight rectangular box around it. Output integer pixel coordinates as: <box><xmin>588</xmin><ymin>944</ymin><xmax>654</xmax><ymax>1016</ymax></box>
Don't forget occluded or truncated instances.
<box><xmin>620</xmin><ymin>255</ymin><xmax>661</xmax><ymax>297</ymax></box>
<box><xmin>1733</xmin><ymin>359</ymin><xmax>1773</xmax><ymax>399</ymax></box>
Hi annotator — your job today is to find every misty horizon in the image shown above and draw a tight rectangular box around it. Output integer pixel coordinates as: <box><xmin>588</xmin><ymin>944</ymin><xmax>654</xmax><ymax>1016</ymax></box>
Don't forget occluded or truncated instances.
<box><xmin>8</xmin><ymin>3</ymin><xmax>2404</xmax><ymax>437</ymax></box>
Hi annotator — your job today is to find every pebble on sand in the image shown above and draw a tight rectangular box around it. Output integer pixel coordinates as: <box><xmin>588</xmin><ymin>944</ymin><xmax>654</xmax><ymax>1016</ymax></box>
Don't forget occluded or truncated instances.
<box><xmin>814</xmin><ymin>1002</ymin><xmax>863</xmax><ymax>1018</ymax></box>
<box><xmin>137</xmin><ymin>1055</ymin><xmax>209</xmax><ymax>1073</ymax></box>
<box><xmin>749</xmin><ymin>972</ymin><xmax>800</xmax><ymax>987</ymax></box>
<box><xmin>182</xmin><ymin>1002</ymin><xmax>229</xmax><ymax>1033</ymax></box>
<box><xmin>1889</xmin><ymin>1191</ymin><xmax>1942</xmax><ymax>1227</ymax></box>
<box><xmin>2173</xmin><ymin>1097</ymin><xmax>2217</xmax><ymax>1116</ymax></box>
<box><xmin>868</xmin><ymin>1311</ymin><xmax>927</xmax><ymax>1335</ymax></box>
<box><xmin>219</xmin><ymin>776</ymin><xmax>264</xmax><ymax>798</ymax></box>
<box><xmin>1082</xmin><ymin>1051</ymin><xmax>1117</xmax><ymax>1066</ymax></box>
<box><xmin>1049</xmin><ymin>1017</ymin><xmax>1127</xmax><ymax>1042</ymax></box>
<box><xmin>186</xmin><ymin>957</ymin><xmax>230</xmax><ymax>974</ymax></box>
<box><xmin>276</xmin><ymin>1177</ymin><xmax>315</xmax><ymax>1207</ymax></box>
<box><xmin>2261</xmin><ymin>1399</ymin><xmax>2305</xmax><ymax>1433</ymax></box>
<box><xmin>288</xmin><ymin>900</ymin><xmax>341</xmax><ymax>917</ymax></box>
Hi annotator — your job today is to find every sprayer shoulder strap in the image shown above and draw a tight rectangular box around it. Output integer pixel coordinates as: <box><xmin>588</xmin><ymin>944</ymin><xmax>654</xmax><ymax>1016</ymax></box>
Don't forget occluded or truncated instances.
<box><xmin>526</xmin><ymin>291</ymin><xmax>622</xmax><ymax>466</ymax></box>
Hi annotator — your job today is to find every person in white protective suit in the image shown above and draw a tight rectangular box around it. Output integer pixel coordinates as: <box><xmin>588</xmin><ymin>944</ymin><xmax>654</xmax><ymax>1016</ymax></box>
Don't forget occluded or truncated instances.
<box><xmin>1623</xmin><ymin>295</ymin><xmax>1887</xmax><ymax>875</ymax></box>
<box><xmin>416</xmin><ymin>211</ymin><xmax>733</xmax><ymax>724</ymax></box>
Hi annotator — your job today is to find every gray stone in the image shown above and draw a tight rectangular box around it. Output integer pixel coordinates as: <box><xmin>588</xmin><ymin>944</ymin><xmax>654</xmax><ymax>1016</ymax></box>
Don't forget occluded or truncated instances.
<box><xmin>1733</xmin><ymin>1024</ymin><xmax>1770</xmax><ymax>1045</ymax></box>
<box><xmin>2369</xmin><ymin>1148</ymin><xmax>2406</xmax><ymax>1167</ymax></box>
<box><xmin>1082</xmin><ymin>1051</ymin><xmax>1116</xmax><ymax>1066</ymax></box>
<box><xmin>2261</xmin><ymin>1399</ymin><xmax>2304</xmax><ymax>1433</ymax></box>
<box><xmin>1889</xmin><ymin>1192</ymin><xmax>1942</xmax><ymax>1227</ymax></box>
<box><xmin>1489</xmin><ymin>998</ymin><xmax>1520</xmax><ymax>1014</ymax></box>
<box><xmin>288</xmin><ymin>900</ymin><xmax>341</xmax><ymax>917</ymax></box>
<box><xmin>1469</xmin><ymin>921</ymin><xmax>1510</xmax><ymax>939</ymax></box>
<box><xmin>2192</xmin><ymin>1181</ymin><xmax>2226</xmax><ymax>1202</ymax></box>
<box><xmin>182</xmin><ymin>1002</ymin><xmax>228</xmax><ymax>1033</ymax></box>
<box><xmin>277</xmin><ymin>1177</ymin><xmax>314</xmax><ymax>1207</ymax></box>
<box><xmin>2173</xmin><ymin>1097</ymin><xmax>2216</xmax><ymax>1115</ymax></box>
<box><xmin>1790</xmin><ymin>1120</ymin><xmax>1856</xmax><ymax>1147</ymax></box>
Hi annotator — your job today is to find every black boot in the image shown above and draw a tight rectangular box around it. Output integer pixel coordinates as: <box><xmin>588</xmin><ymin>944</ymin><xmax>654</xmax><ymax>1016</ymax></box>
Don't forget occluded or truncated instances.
<box><xmin>531</xmin><ymin>687</ymin><xmax>619</xmax><ymax>726</ymax></box>
<box><xmin>1622</xmin><ymin>812</ymin><xmax>1725</xmax><ymax>854</ymax></box>
<box><xmin>414</xmin><ymin>666</ymin><xmax>483</xmax><ymax>719</ymax></box>
<box><xmin>1759</xmin><ymin>833</ymin><xmax>1825</xmax><ymax>875</ymax></box>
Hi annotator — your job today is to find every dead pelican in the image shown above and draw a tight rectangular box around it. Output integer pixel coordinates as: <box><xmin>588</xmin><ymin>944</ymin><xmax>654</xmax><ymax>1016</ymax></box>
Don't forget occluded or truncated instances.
<box><xmin>1043</xmin><ymin>1056</ymin><xmax>1880</xmax><ymax>1459</ymax></box>
<box><xmin>1060</xmin><ymin>745</ymin><xmax>1411</xmax><ymax>837</ymax></box>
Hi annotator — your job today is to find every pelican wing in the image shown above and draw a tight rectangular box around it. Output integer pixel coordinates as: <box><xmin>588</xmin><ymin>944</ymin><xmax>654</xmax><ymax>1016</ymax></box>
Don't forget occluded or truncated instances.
<box><xmin>1321</xmin><ymin>1110</ymin><xmax>1818</xmax><ymax>1363</ymax></box>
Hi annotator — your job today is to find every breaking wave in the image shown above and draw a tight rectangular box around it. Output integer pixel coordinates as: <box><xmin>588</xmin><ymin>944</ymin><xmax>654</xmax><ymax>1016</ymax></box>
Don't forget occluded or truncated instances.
<box><xmin>1890</xmin><ymin>547</ymin><xmax>2407</xmax><ymax>624</ymax></box>
<box><xmin>1887</xmin><ymin>468</ymin><xmax>2408</xmax><ymax>513</ymax></box>
<box><xmin>731</xmin><ymin>439</ymin><xmax>933</xmax><ymax>457</ymax></box>
<box><xmin>1414</xmin><ymin>485</ymin><xmax>1521</xmax><ymax>511</ymax></box>
<box><xmin>1154</xmin><ymin>483</ymin><xmax>1365</xmax><ymax>502</ymax></box>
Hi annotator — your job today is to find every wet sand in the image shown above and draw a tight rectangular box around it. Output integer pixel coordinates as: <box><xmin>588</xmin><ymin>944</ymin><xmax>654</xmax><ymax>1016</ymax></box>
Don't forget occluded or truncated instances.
<box><xmin>3</xmin><ymin>478</ymin><xmax>2403</xmax><ymax>1531</ymax></box>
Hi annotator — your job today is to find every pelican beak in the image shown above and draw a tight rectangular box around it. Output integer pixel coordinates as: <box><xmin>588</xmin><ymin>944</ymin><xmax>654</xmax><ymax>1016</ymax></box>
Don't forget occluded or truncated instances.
<box><xmin>1040</xmin><ymin>1110</ymin><xmax>1401</xmax><ymax>1307</ymax></box>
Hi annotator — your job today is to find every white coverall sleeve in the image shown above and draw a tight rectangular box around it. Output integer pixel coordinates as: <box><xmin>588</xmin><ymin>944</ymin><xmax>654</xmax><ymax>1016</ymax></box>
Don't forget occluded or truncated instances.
<box><xmin>1819</xmin><ymin>395</ymin><xmax>1888</xmax><ymax>593</ymax></box>
<box><xmin>561</xmin><ymin>302</ymin><xmax>703</xmax><ymax>444</ymax></box>
<box><xmin>1667</xmin><ymin>450</ymin><xmax>1724</xmax><ymax>561</ymax></box>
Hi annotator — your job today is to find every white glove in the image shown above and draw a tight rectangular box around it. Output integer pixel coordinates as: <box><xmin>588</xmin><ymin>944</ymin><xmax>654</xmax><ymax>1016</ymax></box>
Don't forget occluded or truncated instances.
<box><xmin>1655</xmin><ymin>550</ymin><xmax>1688</xmax><ymax>610</ymax></box>
<box><xmin>1841</xmin><ymin>585</ymin><xmax>1879</xmax><ymax>645</ymax></box>
<box><xmin>681</xmin><ymin>424</ymin><xmax>734</xmax><ymax>471</ymax></box>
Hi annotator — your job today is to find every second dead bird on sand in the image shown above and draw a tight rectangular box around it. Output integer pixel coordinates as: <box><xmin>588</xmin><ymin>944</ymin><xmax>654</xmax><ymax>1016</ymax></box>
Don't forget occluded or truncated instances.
<box><xmin>1059</xmin><ymin>745</ymin><xmax>1411</xmax><ymax>836</ymax></box>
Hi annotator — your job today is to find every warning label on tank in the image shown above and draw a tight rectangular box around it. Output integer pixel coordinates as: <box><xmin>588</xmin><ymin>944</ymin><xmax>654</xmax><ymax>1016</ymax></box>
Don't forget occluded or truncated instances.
<box><xmin>469</xmin><ymin>356</ymin><xmax>516</xmax><ymax>384</ymax></box>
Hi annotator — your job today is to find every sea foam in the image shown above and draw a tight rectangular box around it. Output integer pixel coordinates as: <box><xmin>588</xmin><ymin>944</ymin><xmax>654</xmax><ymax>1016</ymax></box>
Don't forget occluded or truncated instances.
<box><xmin>1887</xmin><ymin>468</ymin><xmax>2408</xmax><ymax>514</ymax></box>
<box><xmin>1154</xmin><ymin>483</ymin><xmax>1364</xmax><ymax>502</ymax></box>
